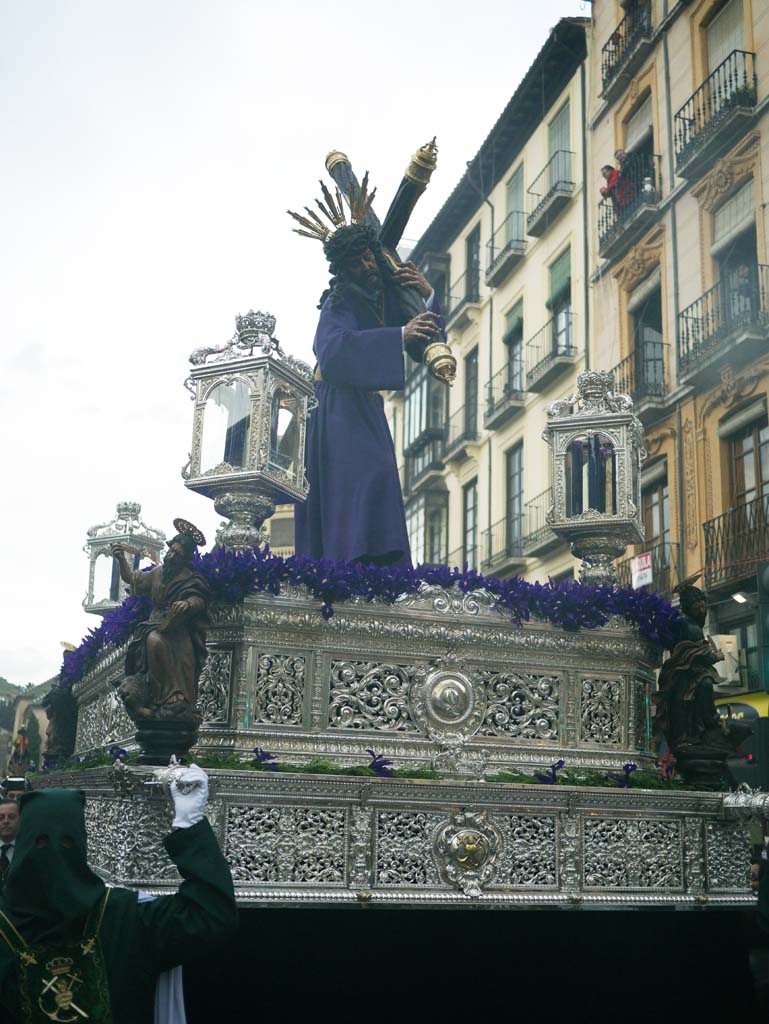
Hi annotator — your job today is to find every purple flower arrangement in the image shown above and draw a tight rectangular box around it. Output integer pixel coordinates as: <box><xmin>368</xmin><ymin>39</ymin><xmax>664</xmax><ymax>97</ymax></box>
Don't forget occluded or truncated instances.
<box><xmin>59</xmin><ymin>547</ymin><xmax>681</xmax><ymax>691</ymax></box>
<box><xmin>534</xmin><ymin>759</ymin><xmax>566</xmax><ymax>785</ymax></box>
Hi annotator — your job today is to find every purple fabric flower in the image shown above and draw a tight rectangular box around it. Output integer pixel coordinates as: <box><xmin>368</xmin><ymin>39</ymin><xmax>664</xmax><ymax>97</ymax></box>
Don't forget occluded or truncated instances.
<box><xmin>366</xmin><ymin>749</ymin><xmax>394</xmax><ymax>777</ymax></box>
<box><xmin>253</xmin><ymin>747</ymin><xmax>279</xmax><ymax>771</ymax></box>
<box><xmin>59</xmin><ymin>547</ymin><xmax>681</xmax><ymax>692</ymax></box>
<box><xmin>535</xmin><ymin>758</ymin><xmax>565</xmax><ymax>785</ymax></box>
<box><xmin>607</xmin><ymin>762</ymin><xmax>638</xmax><ymax>788</ymax></box>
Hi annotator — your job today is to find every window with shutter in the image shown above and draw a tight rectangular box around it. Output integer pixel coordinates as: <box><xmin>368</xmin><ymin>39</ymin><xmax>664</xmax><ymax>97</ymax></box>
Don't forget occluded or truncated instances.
<box><xmin>625</xmin><ymin>93</ymin><xmax>653</xmax><ymax>153</ymax></box>
<box><xmin>707</xmin><ymin>0</ymin><xmax>744</xmax><ymax>73</ymax></box>
<box><xmin>548</xmin><ymin>101</ymin><xmax>570</xmax><ymax>188</ymax></box>
<box><xmin>505</xmin><ymin>166</ymin><xmax>525</xmax><ymax>244</ymax></box>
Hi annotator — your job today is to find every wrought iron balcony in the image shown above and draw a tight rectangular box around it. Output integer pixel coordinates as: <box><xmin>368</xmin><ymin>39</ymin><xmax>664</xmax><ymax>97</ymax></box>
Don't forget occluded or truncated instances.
<box><xmin>704</xmin><ymin>494</ymin><xmax>769</xmax><ymax>588</ymax></box>
<box><xmin>442</xmin><ymin>405</ymin><xmax>478</xmax><ymax>463</ymax></box>
<box><xmin>446</xmin><ymin>269</ymin><xmax>481</xmax><ymax>330</ymax></box>
<box><xmin>447</xmin><ymin>544</ymin><xmax>478</xmax><ymax>572</ymax></box>
<box><xmin>610</xmin><ymin>342</ymin><xmax>668</xmax><ymax>420</ymax></box>
<box><xmin>403</xmin><ymin>436</ymin><xmax>446</xmax><ymax>496</ymax></box>
<box><xmin>678</xmin><ymin>264</ymin><xmax>769</xmax><ymax>383</ymax></box>
<box><xmin>526</xmin><ymin>313</ymin><xmax>576</xmax><ymax>393</ymax></box>
<box><xmin>485</xmin><ymin>211</ymin><xmax>526</xmax><ymax>287</ymax></box>
<box><xmin>522</xmin><ymin>488</ymin><xmax>561</xmax><ymax>557</ymax></box>
<box><xmin>616</xmin><ymin>541</ymin><xmax>680</xmax><ymax>598</ymax></box>
<box><xmin>527</xmin><ymin>151</ymin><xmax>575</xmax><ymax>237</ymax></box>
<box><xmin>481</xmin><ymin>516</ymin><xmax>526</xmax><ymax>575</ymax></box>
<box><xmin>484</xmin><ymin>364</ymin><xmax>525</xmax><ymax>430</ymax></box>
<box><xmin>601</xmin><ymin>1</ymin><xmax>653</xmax><ymax>104</ymax></box>
<box><xmin>674</xmin><ymin>50</ymin><xmax>756</xmax><ymax>178</ymax></box>
<box><xmin>598</xmin><ymin>153</ymin><xmax>662</xmax><ymax>262</ymax></box>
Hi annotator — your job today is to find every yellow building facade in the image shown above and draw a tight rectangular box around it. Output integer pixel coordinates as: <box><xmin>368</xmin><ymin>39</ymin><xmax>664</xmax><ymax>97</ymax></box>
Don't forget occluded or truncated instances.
<box><xmin>588</xmin><ymin>0</ymin><xmax>769</xmax><ymax>692</ymax></box>
<box><xmin>390</xmin><ymin>18</ymin><xmax>591</xmax><ymax>583</ymax></box>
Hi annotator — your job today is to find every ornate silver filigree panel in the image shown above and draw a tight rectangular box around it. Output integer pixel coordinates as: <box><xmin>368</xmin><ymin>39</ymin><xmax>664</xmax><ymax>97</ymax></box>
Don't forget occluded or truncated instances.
<box><xmin>477</xmin><ymin>671</ymin><xmax>560</xmax><ymax>740</ymax></box>
<box><xmin>76</xmin><ymin>692</ymin><xmax>134</xmax><ymax>752</ymax></box>
<box><xmin>583</xmin><ymin>817</ymin><xmax>683</xmax><ymax>890</ymax></box>
<box><xmin>580</xmin><ymin>677</ymin><xmax>623</xmax><ymax>745</ymax></box>
<box><xmin>225</xmin><ymin>805</ymin><xmax>347</xmax><ymax>884</ymax></box>
<box><xmin>197</xmin><ymin>650</ymin><xmax>232</xmax><ymax>725</ymax></box>
<box><xmin>705</xmin><ymin>821</ymin><xmax>751</xmax><ymax>891</ymax></box>
<box><xmin>251</xmin><ymin>653</ymin><xmax>305</xmax><ymax>726</ymax></box>
<box><xmin>375</xmin><ymin>811</ymin><xmax>443</xmax><ymax>887</ymax></box>
<box><xmin>434</xmin><ymin>812</ymin><xmax>502</xmax><ymax>897</ymax></box>
<box><xmin>328</xmin><ymin>661</ymin><xmax>418</xmax><ymax>732</ymax></box>
<box><xmin>85</xmin><ymin>798</ymin><xmax>178</xmax><ymax>882</ymax></box>
<box><xmin>490</xmin><ymin>815</ymin><xmax>558</xmax><ymax>888</ymax></box>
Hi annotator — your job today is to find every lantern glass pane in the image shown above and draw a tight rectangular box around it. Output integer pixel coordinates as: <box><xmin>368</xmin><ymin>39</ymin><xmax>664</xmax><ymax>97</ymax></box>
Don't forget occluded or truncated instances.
<box><xmin>93</xmin><ymin>552</ymin><xmax>117</xmax><ymax>604</ymax></box>
<box><xmin>269</xmin><ymin>391</ymin><xmax>300</xmax><ymax>476</ymax></box>
<box><xmin>565</xmin><ymin>432</ymin><xmax>617</xmax><ymax>517</ymax></box>
<box><xmin>201</xmin><ymin>381</ymin><xmax>251</xmax><ymax>472</ymax></box>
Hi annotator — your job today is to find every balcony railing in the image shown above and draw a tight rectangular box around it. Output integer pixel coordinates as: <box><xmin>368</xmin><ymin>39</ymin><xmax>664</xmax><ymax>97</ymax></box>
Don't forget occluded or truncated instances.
<box><xmin>616</xmin><ymin>541</ymin><xmax>680</xmax><ymax>598</ymax></box>
<box><xmin>678</xmin><ymin>264</ymin><xmax>769</xmax><ymax>377</ymax></box>
<box><xmin>482</xmin><ymin>516</ymin><xmax>525</xmax><ymax>572</ymax></box>
<box><xmin>485</xmin><ymin>211</ymin><xmax>526</xmax><ymax>286</ymax></box>
<box><xmin>443</xmin><ymin>405</ymin><xmax>478</xmax><ymax>461</ymax></box>
<box><xmin>526</xmin><ymin>313</ymin><xmax>576</xmax><ymax>392</ymax></box>
<box><xmin>704</xmin><ymin>494</ymin><xmax>769</xmax><ymax>588</ymax></box>
<box><xmin>522</xmin><ymin>487</ymin><xmax>560</xmax><ymax>556</ymax></box>
<box><xmin>527</xmin><ymin>151</ymin><xmax>574</xmax><ymax>237</ymax></box>
<box><xmin>674</xmin><ymin>50</ymin><xmax>756</xmax><ymax>174</ymax></box>
<box><xmin>598</xmin><ymin>153</ymin><xmax>661</xmax><ymax>259</ymax></box>
<box><xmin>484</xmin><ymin>363</ymin><xmax>525</xmax><ymax>430</ymax></box>
<box><xmin>601</xmin><ymin>1</ymin><xmax>652</xmax><ymax>94</ymax></box>
<box><xmin>446</xmin><ymin>269</ymin><xmax>481</xmax><ymax>327</ymax></box>
<box><xmin>404</xmin><ymin>436</ymin><xmax>446</xmax><ymax>494</ymax></box>
<box><xmin>611</xmin><ymin>342</ymin><xmax>668</xmax><ymax>408</ymax></box>
<box><xmin>447</xmin><ymin>544</ymin><xmax>478</xmax><ymax>572</ymax></box>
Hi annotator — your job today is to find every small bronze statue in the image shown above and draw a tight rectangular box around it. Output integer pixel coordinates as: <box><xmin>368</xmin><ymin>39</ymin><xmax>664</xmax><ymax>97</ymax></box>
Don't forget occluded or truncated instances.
<box><xmin>41</xmin><ymin>686</ymin><xmax>78</xmax><ymax>764</ymax></box>
<box><xmin>653</xmin><ymin>574</ymin><xmax>751</xmax><ymax>788</ymax></box>
<box><xmin>112</xmin><ymin>519</ymin><xmax>210</xmax><ymax>762</ymax></box>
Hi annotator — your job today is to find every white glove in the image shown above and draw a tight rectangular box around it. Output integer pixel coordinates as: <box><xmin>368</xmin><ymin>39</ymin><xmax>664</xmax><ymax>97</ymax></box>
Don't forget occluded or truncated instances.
<box><xmin>170</xmin><ymin>763</ymin><xmax>209</xmax><ymax>829</ymax></box>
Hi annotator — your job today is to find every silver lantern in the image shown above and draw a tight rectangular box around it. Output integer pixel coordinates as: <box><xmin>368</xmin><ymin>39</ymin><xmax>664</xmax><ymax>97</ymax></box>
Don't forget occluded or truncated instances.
<box><xmin>543</xmin><ymin>370</ymin><xmax>646</xmax><ymax>584</ymax></box>
<box><xmin>83</xmin><ymin>502</ymin><xmax>165</xmax><ymax>615</ymax></box>
<box><xmin>183</xmin><ymin>311</ymin><xmax>313</xmax><ymax>549</ymax></box>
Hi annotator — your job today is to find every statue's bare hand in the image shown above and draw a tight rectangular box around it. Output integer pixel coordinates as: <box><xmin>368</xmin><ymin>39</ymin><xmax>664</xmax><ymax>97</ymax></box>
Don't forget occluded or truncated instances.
<box><xmin>170</xmin><ymin>600</ymin><xmax>189</xmax><ymax>616</ymax></box>
<box><xmin>395</xmin><ymin>261</ymin><xmax>432</xmax><ymax>299</ymax></box>
<box><xmin>111</xmin><ymin>543</ymin><xmax>126</xmax><ymax>559</ymax></box>
<box><xmin>404</xmin><ymin>312</ymin><xmax>440</xmax><ymax>345</ymax></box>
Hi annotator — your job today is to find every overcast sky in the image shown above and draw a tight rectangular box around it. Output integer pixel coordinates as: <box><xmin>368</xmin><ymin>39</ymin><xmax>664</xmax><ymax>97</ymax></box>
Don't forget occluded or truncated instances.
<box><xmin>1</xmin><ymin>0</ymin><xmax>589</xmax><ymax>685</ymax></box>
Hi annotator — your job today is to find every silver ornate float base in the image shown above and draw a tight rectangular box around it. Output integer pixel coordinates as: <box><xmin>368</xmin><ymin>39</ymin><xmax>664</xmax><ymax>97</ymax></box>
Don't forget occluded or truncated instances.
<box><xmin>40</xmin><ymin>767</ymin><xmax>754</xmax><ymax>907</ymax></box>
<box><xmin>58</xmin><ymin>583</ymin><xmax>756</xmax><ymax>908</ymax></box>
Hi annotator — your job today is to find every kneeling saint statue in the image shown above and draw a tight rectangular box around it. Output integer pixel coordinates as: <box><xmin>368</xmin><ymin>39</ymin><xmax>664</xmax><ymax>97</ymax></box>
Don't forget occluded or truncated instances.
<box><xmin>112</xmin><ymin>518</ymin><xmax>210</xmax><ymax>726</ymax></box>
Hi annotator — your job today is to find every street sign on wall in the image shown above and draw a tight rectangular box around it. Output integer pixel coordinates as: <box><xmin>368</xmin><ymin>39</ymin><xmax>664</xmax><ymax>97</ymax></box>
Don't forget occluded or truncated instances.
<box><xmin>631</xmin><ymin>551</ymin><xmax>653</xmax><ymax>589</ymax></box>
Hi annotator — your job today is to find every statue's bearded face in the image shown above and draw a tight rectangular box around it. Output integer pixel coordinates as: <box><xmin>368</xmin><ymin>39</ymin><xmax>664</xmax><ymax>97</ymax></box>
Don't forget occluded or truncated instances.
<box><xmin>346</xmin><ymin>248</ymin><xmax>380</xmax><ymax>291</ymax></box>
<box><xmin>162</xmin><ymin>542</ymin><xmax>186</xmax><ymax>580</ymax></box>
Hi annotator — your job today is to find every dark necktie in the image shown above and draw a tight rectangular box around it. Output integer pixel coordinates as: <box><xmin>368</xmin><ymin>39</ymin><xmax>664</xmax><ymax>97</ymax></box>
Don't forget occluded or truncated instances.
<box><xmin>0</xmin><ymin>845</ymin><xmax>11</xmax><ymax>881</ymax></box>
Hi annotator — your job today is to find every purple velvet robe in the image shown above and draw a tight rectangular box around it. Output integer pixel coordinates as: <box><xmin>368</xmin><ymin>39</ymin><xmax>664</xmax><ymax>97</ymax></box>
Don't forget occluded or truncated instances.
<box><xmin>294</xmin><ymin>292</ymin><xmax>411</xmax><ymax>566</ymax></box>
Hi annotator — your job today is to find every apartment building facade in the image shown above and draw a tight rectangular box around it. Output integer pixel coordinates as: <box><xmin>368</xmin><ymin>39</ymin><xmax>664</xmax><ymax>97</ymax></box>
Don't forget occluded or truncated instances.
<box><xmin>588</xmin><ymin>0</ymin><xmax>769</xmax><ymax>692</ymax></box>
<box><xmin>386</xmin><ymin>18</ymin><xmax>590</xmax><ymax>582</ymax></box>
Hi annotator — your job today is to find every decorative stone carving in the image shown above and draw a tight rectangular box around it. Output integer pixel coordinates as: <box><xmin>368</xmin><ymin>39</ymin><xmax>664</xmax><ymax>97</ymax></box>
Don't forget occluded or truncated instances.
<box><xmin>580</xmin><ymin>678</ymin><xmax>622</xmax><ymax>745</ymax></box>
<box><xmin>328</xmin><ymin>660</ymin><xmax>417</xmax><ymax>732</ymax></box>
<box><xmin>476</xmin><ymin>671</ymin><xmax>560</xmax><ymax>740</ymax></box>
<box><xmin>196</xmin><ymin>650</ymin><xmax>232</xmax><ymax>725</ymax></box>
<box><xmin>613</xmin><ymin>226</ymin><xmax>664</xmax><ymax>293</ymax></box>
<box><xmin>682</xmin><ymin>418</ymin><xmax>698</xmax><ymax>551</ymax></box>
<box><xmin>583</xmin><ymin>818</ymin><xmax>683</xmax><ymax>889</ymax></box>
<box><xmin>225</xmin><ymin>805</ymin><xmax>347</xmax><ymax>885</ymax></box>
<box><xmin>252</xmin><ymin>653</ymin><xmax>305</xmax><ymax>726</ymax></box>
<box><xmin>434</xmin><ymin>812</ymin><xmax>502</xmax><ymax>897</ymax></box>
<box><xmin>691</xmin><ymin>133</ymin><xmax>759</xmax><ymax>212</ymax></box>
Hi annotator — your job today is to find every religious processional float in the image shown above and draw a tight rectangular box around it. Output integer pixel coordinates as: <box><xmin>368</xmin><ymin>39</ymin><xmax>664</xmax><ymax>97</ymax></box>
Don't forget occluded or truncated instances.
<box><xmin>34</xmin><ymin>146</ymin><xmax>763</xmax><ymax>909</ymax></box>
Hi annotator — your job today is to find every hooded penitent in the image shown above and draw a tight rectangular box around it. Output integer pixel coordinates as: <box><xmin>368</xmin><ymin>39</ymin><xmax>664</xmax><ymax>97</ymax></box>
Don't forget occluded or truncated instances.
<box><xmin>0</xmin><ymin>790</ymin><xmax>112</xmax><ymax>1022</ymax></box>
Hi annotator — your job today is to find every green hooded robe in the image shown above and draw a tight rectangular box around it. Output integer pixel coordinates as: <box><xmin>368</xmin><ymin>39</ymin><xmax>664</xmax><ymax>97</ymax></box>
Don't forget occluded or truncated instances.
<box><xmin>0</xmin><ymin>790</ymin><xmax>237</xmax><ymax>1024</ymax></box>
